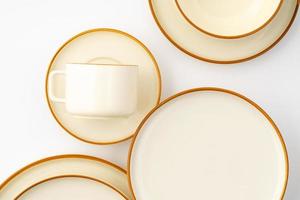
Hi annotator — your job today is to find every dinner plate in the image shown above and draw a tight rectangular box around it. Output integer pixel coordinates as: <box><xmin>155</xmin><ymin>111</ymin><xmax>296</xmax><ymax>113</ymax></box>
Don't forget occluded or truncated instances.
<box><xmin>149</xmin><ymin>0</ymin><xmax>298</xmax><ymax>63</ymax></box>
<box><xmin>129</xmin><ymin>88</ymin><xmax>289</xmax><ymax>200</ymax></box>
<box><xmin>175</xmin><ymin>0</ymin><xmax>282</xmax><ymax>39</ymax></box>
<box><xmin>0</xmin><ymin>155</ymin><xmax>133</xmax><ymax>199</ymax></box>
<box><xmin>46</xmin><ymin>28</ymin><xmax>161</xmax><ymax>144</ymax></box>
<box><xmin>15</xmin><ymin>176</ymin><xmax>127</xmax><ymax>200</ymax></box>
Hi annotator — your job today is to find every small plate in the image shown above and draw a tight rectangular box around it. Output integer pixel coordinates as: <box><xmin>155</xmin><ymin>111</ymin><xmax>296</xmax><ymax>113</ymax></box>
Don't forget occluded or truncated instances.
<box><xmin>46</xmin><ymin>28</ymin><xmax>161</xmax><ymax>144</ymax></box>
<box><xmin>175</xmin><ymin>0</ymin><xmax>282</xmax><ymax>39</ymax></box>
<box><xmin>0</xmin><ymin>155</ymin><xmax>133</xmax><ymax>199</ymax></box>
<box><xmin>15</xmin><ymin>176</ymin><xmax>127</xmax><ymax>200</ymax></box>
<box><xmin>149</xmin><ymin>0</ymin><xmax>298</xmax><ymax>63</ymax></box>
<box><xmin>129</xmin><ymin>88</ymin><xmax>288</xmax><ymax>200</ymax></box>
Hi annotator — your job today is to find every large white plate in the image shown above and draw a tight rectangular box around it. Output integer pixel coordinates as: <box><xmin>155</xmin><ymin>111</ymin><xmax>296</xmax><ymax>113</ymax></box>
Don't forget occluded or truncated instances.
<box><xmin>149</xmin><ymin>0</ymin><xmax>298</xmax><ymax>63</ymax></box>
<box><xmin>16</xmin><ymin>176</ymin><xmax>126</xmax><ymax>200</ymax></box>
<box><xmin>46</xmin><ymin>28</ymin><xmax>161</xmax><ymax>145</ymax></box>
<box><xmin>0</xmin><ymin>155</ymin><xmax>133</xmax><ymax>199</ymax></box>
<box><xmin>129</xmin><ymin>88</ymin><xmax>288</xmax><ymax>200</ymax></box>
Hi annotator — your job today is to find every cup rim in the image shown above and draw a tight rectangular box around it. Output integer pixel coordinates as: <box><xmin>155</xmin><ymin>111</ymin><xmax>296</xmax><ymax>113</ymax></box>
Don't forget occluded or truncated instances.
<box><xmin>67</xmin><ymin>63</ymin><xmax>139</xmax><ymax>67</ymax></box>
<box><xmin>175</xmin><ymin>0</ymin><xmax>284</xmax><ymax>39</ymax></box>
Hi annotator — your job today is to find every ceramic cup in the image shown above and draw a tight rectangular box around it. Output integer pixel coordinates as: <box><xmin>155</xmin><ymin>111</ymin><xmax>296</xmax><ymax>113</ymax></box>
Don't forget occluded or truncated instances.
<box><xmin>48</xmin><ymin>63</ymin><xmax>138</xmax><ymax>118</ymax></box>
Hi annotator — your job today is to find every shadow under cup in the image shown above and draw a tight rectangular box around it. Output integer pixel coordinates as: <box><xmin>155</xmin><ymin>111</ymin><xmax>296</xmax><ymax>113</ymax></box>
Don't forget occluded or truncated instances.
<box><xmin>49</xmin><ymin>63</ymin><xmax>139</xmax><ymax>118</ymax></box>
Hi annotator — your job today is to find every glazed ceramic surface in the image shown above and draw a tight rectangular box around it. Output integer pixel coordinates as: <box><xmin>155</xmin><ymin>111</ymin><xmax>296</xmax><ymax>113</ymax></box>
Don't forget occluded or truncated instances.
<box><xmin>16</xmin><ymin>176</ymin><xmax>126</xmax><ymax>200</ymax></box>
<box><xmin>49</xmin><ymin>63</ymin><xmax>138</xmax><ymax>117</ymax></box>
<box><xmin>46</xmin><ymin>28</ymin><xmax>161</xmax><ymax>144</ymax></box>
<box><xmin>176</xmin><ymin>0</ymin><xmax>282</xmax><ymax>38</ymax></box>
<box><xmin>150</xmin><ymin>0</ymin><xmax>298</xmax><ymax>63</ymax></box>
<box><xmin>129</xmin><ymin>88</ymin><xmax>288</xmax><ymax>200</ymax></box>
<box><xmin>0</xmin><ymin>155</ymin><xmax>133</xmax><ymax>199</ymax></box>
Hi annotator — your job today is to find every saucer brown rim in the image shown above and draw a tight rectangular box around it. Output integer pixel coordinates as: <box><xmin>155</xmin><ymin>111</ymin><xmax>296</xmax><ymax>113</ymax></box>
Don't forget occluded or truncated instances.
<box><xmin>175</xmin><ymin>0</ymin><xmax>284</xmax><ymax>39</ymax></box>
<box><xmin>127</xmin><ymin>87</ymin><xmax>289</xmax><ymax>200</ymax></box>
<box><xmin>0</xmin><ymin>155</ymin><xmax>127</xmax><ymax>196</ymax></box>
<box><xmin>14</xmin><ymin>175</ymin><xmax>128</xmax><ymax>200</ymax></box>
<box><xmin>68</xmin><ymin>63</ymin><xmax>139</xmax><ymax>67</ymax></box>
<box><xmin>45</xmin><ymin>28</ymin><xmax>162</xmax><ymax>145</ymax></box>
<box><xmin>149</xmin><ymin>0</ymin><xmax>299</xmax><ymax>64</ymax></box>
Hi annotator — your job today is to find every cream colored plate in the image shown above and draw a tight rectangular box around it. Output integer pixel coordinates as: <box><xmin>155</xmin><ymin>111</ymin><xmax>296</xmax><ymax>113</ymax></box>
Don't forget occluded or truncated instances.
<box><xmin>46</xmin><ymin>28</ymin><xmax>161</xmax><ymax>144</ymax></box>
<box><xmin>150</xmin><ymin>0</ymin><xmax>298</xmax><ymax>63</ymax></box>
<box><xmin>176</xmin><ymin>0</ymin><xmax>282</xmax><ymax>39</ymax></box>
<box><xmin>0</xmin><ymin>155</ymin><xmax>133</xmax><ymax>199</ymax></box>
<box><xmin>16</xmin><ymin>176</ymin><xmax>126</xmax><ymax>200</ymax></box>
<box><xmin>129</xmin><ymin>88</ymin><xmax>288</xmax><ymax>200</ymax></box>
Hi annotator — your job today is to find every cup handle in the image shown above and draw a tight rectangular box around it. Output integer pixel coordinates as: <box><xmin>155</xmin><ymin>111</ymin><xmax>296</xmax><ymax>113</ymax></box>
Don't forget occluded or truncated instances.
<box><xmin>48</xmin><ymin>70</ymin><xmax>66</xmax><ymax>103</ymax></box>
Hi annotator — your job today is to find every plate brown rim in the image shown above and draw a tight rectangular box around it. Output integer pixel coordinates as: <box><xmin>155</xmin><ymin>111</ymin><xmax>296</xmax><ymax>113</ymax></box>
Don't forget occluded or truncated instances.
<box><xmin>14</xmin><ymin>175</ymin><xmax>128</xmax><ymax>200</ymax></box>
<box><xmin>0</xmin><ymin>154</ymin><xmax>127</xmax><ymax>194</ymax></box>
<box><xmin>149</xmin><ymin>0</ymin><xmax>299</xmax><ymax>64</ymax></box>
<box><xmin>127</xmin><ymin>87</ymin><xmax>289</xmax><ymax>200</ymax></box>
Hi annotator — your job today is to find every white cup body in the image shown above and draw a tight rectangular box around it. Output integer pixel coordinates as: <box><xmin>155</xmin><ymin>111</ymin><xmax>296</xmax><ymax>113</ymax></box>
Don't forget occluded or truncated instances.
<box><xmin>51</xmin><ymin>63</ymin><xmax>138</xmax><ymax>117</ymax></box>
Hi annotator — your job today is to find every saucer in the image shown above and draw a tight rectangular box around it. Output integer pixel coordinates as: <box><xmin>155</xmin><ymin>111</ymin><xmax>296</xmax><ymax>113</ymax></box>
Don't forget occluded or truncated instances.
<box><xmin>149</xmin><ymin>0</ymin><xmax>298</xmax><ymax>63</ymax></box>
<box><xmin>46</xmin><ymin>28</ymin><xmax>161</xmax><ymax>144</ymax></box>
<box><xmin>16</xmin><ymin>176</ymin><xmax>127</xmax><ymax>200</ymax></box>
<box><xmin>175</xmin><ymin>0</ymin><xmax>282</xmax><ymax>39</ymax></box>
<box><xmin>129</xmin><ymin>88</ymin><xmax>288</xmax><ymax>200</ymax></box>
<box><xmin>0</xmin><ymin>155</ymin><xmax>133</xmax><ymax>199</ymax></box>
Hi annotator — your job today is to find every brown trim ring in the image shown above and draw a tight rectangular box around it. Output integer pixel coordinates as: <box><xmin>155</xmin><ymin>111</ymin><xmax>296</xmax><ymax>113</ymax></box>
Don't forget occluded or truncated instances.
<box><xmin>149</xmin><ymin>0</ymin><xmax>299</xmax><ymax>64</ymax></box>
<box><xmin>45</xmin><ymin>28</ymin><xmax>162</xmax><ymax>145</ymax></box>
<box><xmin>68</xmin><ymin>63</ymin><xmax>139</xmax><ymax>67</ymax></box>
<box><xmin>128</xmin><ymin>87</ymin><xmax>289</xmax><ymax>200</ymax></box>
<box><xmin>0</xmin><ymin>155</ymin><xmax>127</xmax><ymax>193</ymax></box>
<box><xmin>175</xmin><ymin>0</ymin><xmax>283</xmax><ymax>39</ymax></box>
<box><xmin>14</xmin><ymin>175</ymin><xmax>128</xmax><ymax>200</ymax></box>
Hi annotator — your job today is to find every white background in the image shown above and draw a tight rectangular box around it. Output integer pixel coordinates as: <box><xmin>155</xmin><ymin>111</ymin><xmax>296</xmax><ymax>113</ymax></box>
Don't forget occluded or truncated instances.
<box><xmin>0</xmin><ymin>0</ymin><xmax>299</xmax><ymax>199</ymax></box>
